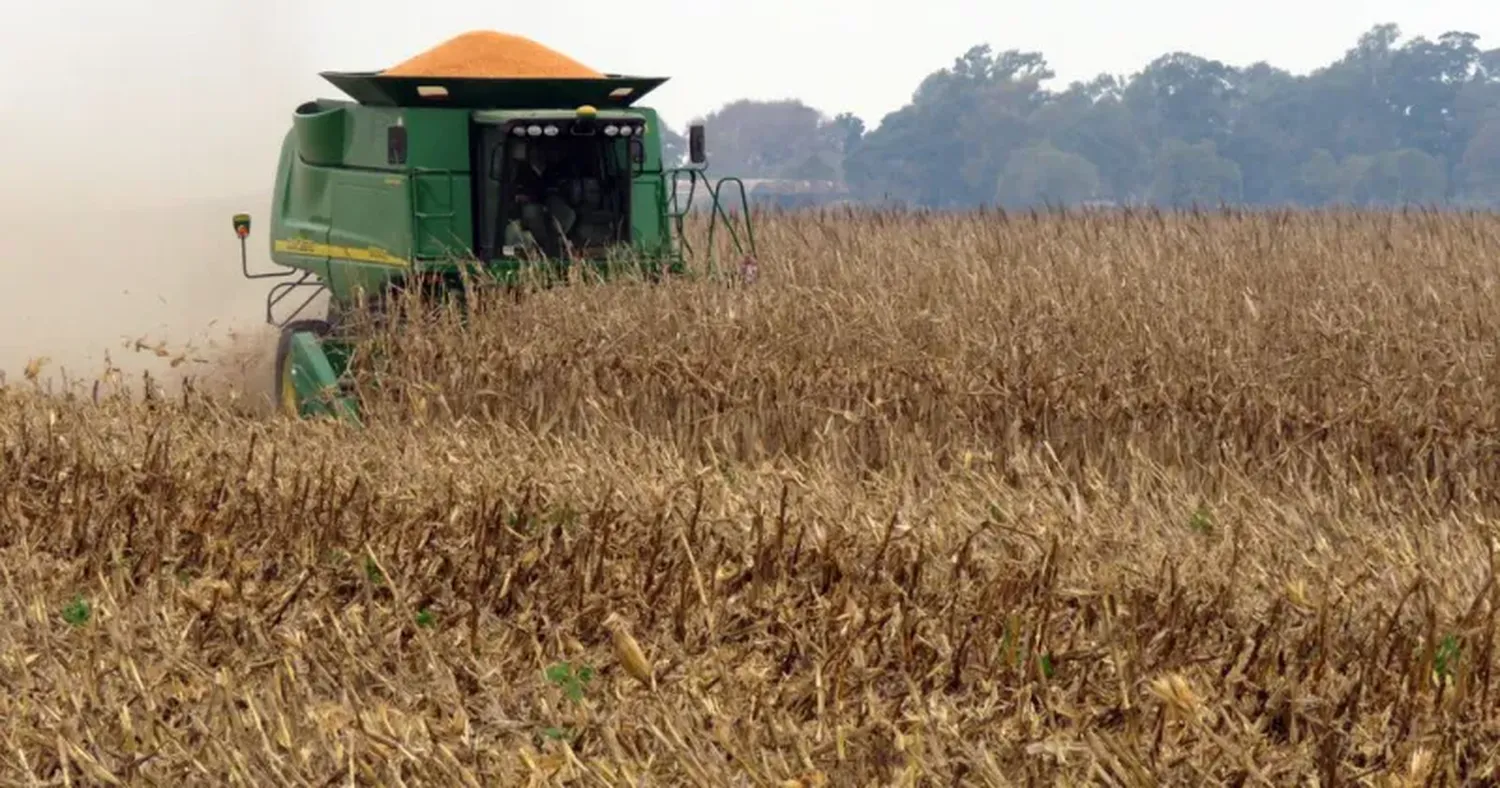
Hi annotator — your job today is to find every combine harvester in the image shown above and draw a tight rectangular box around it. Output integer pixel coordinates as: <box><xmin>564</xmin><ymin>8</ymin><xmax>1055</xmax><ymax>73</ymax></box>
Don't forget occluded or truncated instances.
<box><xmin>231</xmin><ymin>32</ymin><xmax>755</xmax><ymax>420</ymax></box>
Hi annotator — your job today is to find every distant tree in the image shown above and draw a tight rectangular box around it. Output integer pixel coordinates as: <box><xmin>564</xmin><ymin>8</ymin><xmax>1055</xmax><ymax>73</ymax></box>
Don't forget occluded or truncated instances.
<box><xmin>1124</xmin><ymin>52</ymin><xmax>1242</xmax><ymax>149</ymax></box>
<box><xmin>995</xmin><ymin>143</ymin><xmax>1101</xmax><ymax>207</ymax></box>
<box><xmin>692</xmin><ymin>99</ymin><xmax>846</xmax><ymax>180</ymax></box>
<box><xmin>1481</xmin><ymin>47</ymin><xmax>1500</xmax><ymax>81</ymax></box>
<box><xmin>787</xmin><ymin>154</ymin><xmax>839</xmax><ymax>181</ymax></box>
<box><xmin>1334</xmin><ymin>154</ymin><xmax>1377</xmax><ymax>202</ymax></box>
<box><xmin>1373</xmin><ymin>149</ymin><xmax>1449</xmax><ymax>204</ymax></box>
<box><xmin>1385</xmin><ymin>31</ymin><xmax>1482</xmax><ymax>161</ymax></box>
<box><xmin>844</xmin><ymin>102</ymin><xmax>966</xmax><ymax>205</ymax></box>
<box><xmin>1217</xmin><ymin>63</ymin><xmax>1305</xmax><ymax>204</ymax></box>
<box><xmin>829</xmin><ymin>112</ymin><xmax>866</xmax><ymax>157</ymax></box>
<box><xmin>1035</xmin><ymin>84</ymin><xmax>1150</xmax><ymax>201</ymax></box>
<box><xmin>846</xmin><ymin>44</ymin><xmax>1055</xmax><ymax>206</ymax></box>
<box><xmin>1458</xmin><ymin>115</ymin><xmax>1500</xmax><ymax>203</ymax></box>
<box><xmin>1336</xmin><ymin>148</ymin><xmax>1448</xmax><ymax>204</ymax></box>
<box><xmin>1148</xmin><ymin>139</ymin><xmax>1243</xmax><ymax>206</ymax></box>
<box><xmin>1292</xmin><ymin>149</ymin><xmax>1342</xmax><ymax>205</ymax></box>
<box><xmin>702</xmin><ymin>23</ymin><xmax>1500</xmax><ymax>209</ymax></box>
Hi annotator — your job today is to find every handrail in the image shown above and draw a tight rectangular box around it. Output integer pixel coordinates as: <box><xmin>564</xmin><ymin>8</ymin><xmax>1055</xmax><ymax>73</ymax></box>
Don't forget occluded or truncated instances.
<box><xmin>665</xmin><ymin>167</ymin><xmax>758</xmax><ymax>277</ymax></box>
<box><xmin>410</xmin><ymin>167</ymin><xmax>458</xmax><ymax>260</ymax></box>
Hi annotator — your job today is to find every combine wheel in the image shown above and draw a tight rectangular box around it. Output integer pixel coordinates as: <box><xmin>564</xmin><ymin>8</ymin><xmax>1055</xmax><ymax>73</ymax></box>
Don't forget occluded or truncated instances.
<box><xmin>274</xmin><ymin>319</ymin><xmax>332</xmax><ymax>418</ymax></box>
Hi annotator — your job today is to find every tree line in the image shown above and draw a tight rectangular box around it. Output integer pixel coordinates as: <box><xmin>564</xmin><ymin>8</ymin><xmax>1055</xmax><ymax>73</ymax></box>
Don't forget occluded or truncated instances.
<box><xmin>667</xmin><ymin>24</ymin><xmax>1500</xmax><ymax>209</ymax></box>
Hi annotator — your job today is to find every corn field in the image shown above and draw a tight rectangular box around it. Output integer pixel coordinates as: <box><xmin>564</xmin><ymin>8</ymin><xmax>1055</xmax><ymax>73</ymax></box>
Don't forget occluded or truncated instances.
<box><xmin>3</xmin><ymin>206</ymin><xmax>1500</xmax><ymax>785</ymax></box>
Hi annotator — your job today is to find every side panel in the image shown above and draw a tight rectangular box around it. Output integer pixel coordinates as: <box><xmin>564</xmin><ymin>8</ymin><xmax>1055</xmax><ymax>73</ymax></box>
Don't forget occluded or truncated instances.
<box><xmin>270</xmin><ymin>128</ymin><xmax>332</xmax><ymax>276</ymax></box>
<box><xmin>272</xmin><ymin>103</ymin><xmax>478</xmax><ymax>287</ymax></box>
<box><xmin>631</xmin><ymin>107</ymin><xmax>669</xmax><ymax>259</ymax></box>
<box><xmin>340</xmin><ymin>105</ymin><xmax>406</xmax><ymax>170</ymax></box>
<box><xmin>325</xmin><ymin>172</ymin><xmax>414</xmax><ymax>301</ymax></box>
<box><xmin>405</xmin><ymin>109</ymin><xmax>471</xmax><ymax>171</ymax></box>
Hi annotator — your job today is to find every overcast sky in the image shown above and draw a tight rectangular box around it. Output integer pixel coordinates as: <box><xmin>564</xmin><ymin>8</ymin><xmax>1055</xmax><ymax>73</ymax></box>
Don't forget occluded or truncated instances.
<box><xmin>3</xmin><ymin>0</ymin><xmax>1495</xmax><ymax>207</ymax></box>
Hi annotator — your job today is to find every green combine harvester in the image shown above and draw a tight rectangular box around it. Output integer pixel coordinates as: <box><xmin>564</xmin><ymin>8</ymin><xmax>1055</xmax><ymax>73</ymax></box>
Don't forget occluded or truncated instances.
<box><xmin>232</xmin><ymin>69</ymin><xmax>755</xmax><ymax>420</ymax></box>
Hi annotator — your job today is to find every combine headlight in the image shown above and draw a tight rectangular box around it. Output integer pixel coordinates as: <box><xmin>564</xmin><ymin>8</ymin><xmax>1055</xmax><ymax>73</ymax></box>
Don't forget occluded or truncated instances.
<box><xmin>543</xmin><ymin>124</ymin><xmax>559</xmax><ymax>137</ymax></box>
<box><xmin>603</xmin><ymin>124</ymin><xmax>619</xmax><ymax>137</ymax></box>
<box><xmin>527</xmin><ymin>125</ymin><xmax>543</xmax><ymax>137</ymax></box>
<box><xmin>619</xmin><ymin>125</ymin><xmax>634</xmax><ymax>136</ymax></box>
<box><xmin>512</xmin><ymin>125</ymin><xmax>526</xmax><ymax>136</ymax></box>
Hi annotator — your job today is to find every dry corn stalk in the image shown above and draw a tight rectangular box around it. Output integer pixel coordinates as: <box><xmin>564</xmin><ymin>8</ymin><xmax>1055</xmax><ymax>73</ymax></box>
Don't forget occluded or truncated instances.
<box><xmin>603</xmin><ymin>612</ymin><xmax>655</xmax><ymax>691</ymax></box>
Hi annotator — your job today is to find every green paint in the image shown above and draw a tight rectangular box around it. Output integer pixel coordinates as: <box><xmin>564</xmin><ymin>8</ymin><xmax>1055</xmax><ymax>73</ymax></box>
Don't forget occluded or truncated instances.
<box><xmin>284</xmin><ymin>327</ymin><xmax>359</xmax><ymax>421</ymax></box>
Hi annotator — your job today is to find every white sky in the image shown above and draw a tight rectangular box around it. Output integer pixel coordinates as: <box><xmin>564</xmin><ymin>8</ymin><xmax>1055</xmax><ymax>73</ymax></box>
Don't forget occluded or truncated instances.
<box><xmin>1</xmin><ymin>0</ymin><xmax>1495</xmax><ymax>207</ymax></box>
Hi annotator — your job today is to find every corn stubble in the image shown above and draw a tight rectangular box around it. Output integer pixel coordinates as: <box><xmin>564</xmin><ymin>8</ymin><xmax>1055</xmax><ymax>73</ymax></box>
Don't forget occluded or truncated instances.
<box><xmin>2</xmin><ymin>207</ymin><xmax>1500</xmax><ymax>784</ymax></box>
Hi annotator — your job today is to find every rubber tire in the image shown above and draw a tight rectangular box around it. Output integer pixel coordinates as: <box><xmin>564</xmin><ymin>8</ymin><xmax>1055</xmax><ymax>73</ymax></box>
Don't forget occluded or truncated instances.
<box><xmin>274</xmin><ymin>319</ymin><xmax>333</xmax><ymax>419</ymax></box>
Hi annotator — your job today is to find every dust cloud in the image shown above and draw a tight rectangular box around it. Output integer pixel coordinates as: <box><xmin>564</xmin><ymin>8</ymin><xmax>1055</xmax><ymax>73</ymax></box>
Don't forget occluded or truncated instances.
<box><xmin>0</xmin><ymin>1</ymin><xmax>325</xmax><ymax>403</ymax></box>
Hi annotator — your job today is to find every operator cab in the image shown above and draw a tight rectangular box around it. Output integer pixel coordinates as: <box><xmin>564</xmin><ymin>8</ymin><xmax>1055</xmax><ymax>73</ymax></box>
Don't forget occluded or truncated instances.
<box><xmin>473</xmin><ymin>113</ymin><xmax>644</xmax><ymax>262</ymax></box>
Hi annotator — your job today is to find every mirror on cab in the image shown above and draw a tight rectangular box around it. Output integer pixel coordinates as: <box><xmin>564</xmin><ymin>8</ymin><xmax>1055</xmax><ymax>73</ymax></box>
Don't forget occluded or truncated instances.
<box><xmin>688</xmin><ymin>123</ymin><xmax>706</xmax><ymax>166</ymax></box>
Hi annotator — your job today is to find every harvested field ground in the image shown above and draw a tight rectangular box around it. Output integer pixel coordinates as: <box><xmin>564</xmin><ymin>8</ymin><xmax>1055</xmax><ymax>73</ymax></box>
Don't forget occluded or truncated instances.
<box><xmin>3</xmin><ymin>207</ymin><xmax>1500</xmax><ymax>785</ymax></box>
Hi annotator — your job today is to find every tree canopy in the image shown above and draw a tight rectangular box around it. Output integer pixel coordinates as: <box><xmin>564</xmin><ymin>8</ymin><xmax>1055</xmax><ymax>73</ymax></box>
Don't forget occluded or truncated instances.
<box><xmin>687</xmin><ymin>24</ymin><xmax>1500</xmax><ymax>208</ymax></box>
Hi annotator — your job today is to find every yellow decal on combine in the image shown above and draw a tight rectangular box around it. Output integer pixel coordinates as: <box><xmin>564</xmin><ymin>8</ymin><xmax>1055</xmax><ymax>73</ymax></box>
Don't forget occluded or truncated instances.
<box><xmin>273</xmin><ymin>239</ymin><xmax>409</xmax><ymax>268</ymax></box>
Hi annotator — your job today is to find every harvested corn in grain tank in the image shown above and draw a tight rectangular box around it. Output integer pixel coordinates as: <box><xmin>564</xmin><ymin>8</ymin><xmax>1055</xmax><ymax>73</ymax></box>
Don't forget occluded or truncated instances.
<box><xmin>382</xmin><ymin>31</ymin><xmax>604</xmax><ymax>78</ymax></box>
